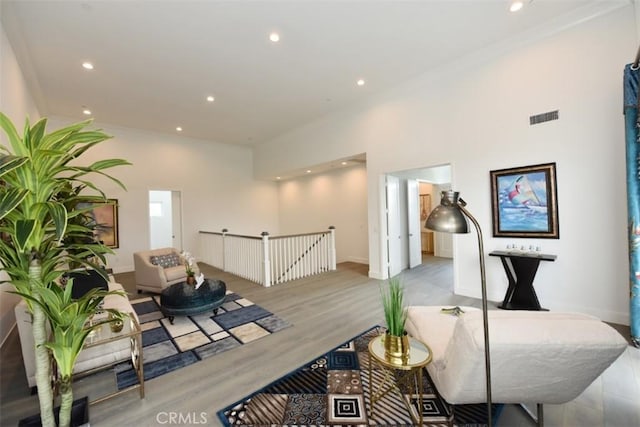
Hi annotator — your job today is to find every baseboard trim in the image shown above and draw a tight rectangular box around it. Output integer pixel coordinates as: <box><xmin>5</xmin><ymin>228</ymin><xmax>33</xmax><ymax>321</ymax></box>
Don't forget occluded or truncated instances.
<box><xmin>368</xmin><ymin>270</ymin><xmax>386</xmax><ymax>280</ymax></box>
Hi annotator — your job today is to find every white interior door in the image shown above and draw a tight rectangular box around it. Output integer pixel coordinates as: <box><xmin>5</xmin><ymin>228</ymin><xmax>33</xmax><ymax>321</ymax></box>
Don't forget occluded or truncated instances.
<box><xmin>386</xmin><ymin>175</ymin><xmax>402</xmax><ymax>277</ymax></box>
<box><xmin>407</xmin><ymin>179</ymin><xmax>421</xmax><ymax>268</ymax></box>
<box><xmin>149</xmin><ymin>190</ymin><xmax>182</xmax><ymax>249</ymax></box>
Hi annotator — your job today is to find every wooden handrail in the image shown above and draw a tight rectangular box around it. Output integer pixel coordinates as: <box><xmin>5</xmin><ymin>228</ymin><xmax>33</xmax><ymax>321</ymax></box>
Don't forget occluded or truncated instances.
<box><xmin>199</xmin><ymin>230</ymin><xmax>329</xmax><ymax>240</ymax></box>
<box><xmin>270</xmin><ymin>231</ymin><xmax>329</xmax><ymax>240</ymax></box>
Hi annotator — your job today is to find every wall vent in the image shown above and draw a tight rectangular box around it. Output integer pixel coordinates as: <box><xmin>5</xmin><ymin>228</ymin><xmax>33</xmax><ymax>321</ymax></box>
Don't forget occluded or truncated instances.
<box><xmin>530</xmin><ymin>110</ymin><xmax>559</xmax><ymax>125</ymax></box>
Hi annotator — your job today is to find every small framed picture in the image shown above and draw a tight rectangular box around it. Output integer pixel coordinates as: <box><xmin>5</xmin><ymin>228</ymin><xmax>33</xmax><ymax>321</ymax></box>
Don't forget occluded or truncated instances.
<box><xmin>490</xmin><ymin>163</ymin><xmax>559</xmax><ymax>238</ymax></box>
<box><xmin>80</xmin><ymin>198</ymin><xmax>120</xmax><ymax>248</ymax></box>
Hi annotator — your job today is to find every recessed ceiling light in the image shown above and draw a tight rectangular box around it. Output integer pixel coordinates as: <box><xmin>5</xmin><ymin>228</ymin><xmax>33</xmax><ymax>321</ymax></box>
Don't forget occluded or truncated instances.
<box><xmin>341</xmin><ymin>161</ymin><xmax>348</xmax><ymax>165</ymax></box>
<box><xmin>276</xmin><ymin>176</ymin><xmax>281</xmax><ymax>180</ymax></box>
<box><xmin>206</xmin><ymin>95</ymin><xmax>215</xmax><ymax>102</ymax></box>
<box><xmin>306</xmin><ymin>170</ymin><xmax>311</xmax><ymax>173</ymax></box>
<box><xmin>269</xmin><ymin>32</ymin><xmax>280</xmax><ymax>42</ymax></box>
<box><xmin>357</xmin><ymin>79</ymin><xmax>365</xmax><ymax>86</ymax></box>
<box><xmin>509</xmin><ymin>1</ymin><xmax>524</xmax><ymax>12</ymax></box>
<box><xmin>82</xmin><ymin>62</ymin><xmax>94</xmax><ymax>70</ymax></box>
<box><xmin>82</xmin><ymin>109</ymin><xmax>91</xmax><ymax>115</ymax></box>
<box><xmin>176</xmin><ymin>126</ymin><xmax>183</xmax><ymax>132</ymax></box>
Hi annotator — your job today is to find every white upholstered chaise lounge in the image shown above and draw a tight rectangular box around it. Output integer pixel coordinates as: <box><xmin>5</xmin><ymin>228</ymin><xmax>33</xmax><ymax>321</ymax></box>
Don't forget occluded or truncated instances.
<box><xmin>405</xmin><ymin>306</ymin><xmax>628</xmax><ymax>425</ymax></box>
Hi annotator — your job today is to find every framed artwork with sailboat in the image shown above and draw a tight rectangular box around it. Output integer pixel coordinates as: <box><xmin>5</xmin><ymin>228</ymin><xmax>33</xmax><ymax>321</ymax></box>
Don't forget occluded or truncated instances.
<box><xmin>490</xmin><ymin>163</ymin><xmax>559</xmax><ymax>238</ymax></box>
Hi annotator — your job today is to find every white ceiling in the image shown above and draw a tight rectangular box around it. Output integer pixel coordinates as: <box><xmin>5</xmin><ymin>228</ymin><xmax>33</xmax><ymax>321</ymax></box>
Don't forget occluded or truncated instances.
<box><xmin>1</xmin><ymin>0</ymin><xmax>628</xmax><ymax>147</ymax></box>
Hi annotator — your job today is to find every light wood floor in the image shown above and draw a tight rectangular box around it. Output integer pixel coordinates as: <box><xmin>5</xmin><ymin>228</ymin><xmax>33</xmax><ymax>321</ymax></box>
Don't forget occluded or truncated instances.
<box><xmin>1</xmin><ymin>258</ymin><xmax>639</xmax><ymax>426</ymax></box>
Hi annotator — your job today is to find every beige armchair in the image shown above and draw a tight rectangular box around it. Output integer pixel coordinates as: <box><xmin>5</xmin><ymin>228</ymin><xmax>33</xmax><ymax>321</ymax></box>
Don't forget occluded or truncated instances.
<box><xmin>133</xmin><ymin>247</ymin><xmax>187</xmax><ymax>293</ymax></box>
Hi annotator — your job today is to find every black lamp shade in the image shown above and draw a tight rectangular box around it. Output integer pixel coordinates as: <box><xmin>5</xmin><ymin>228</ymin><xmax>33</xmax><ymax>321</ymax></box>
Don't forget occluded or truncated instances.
<box><xmin>425</xmin><ymin>191</ymin><xmax>469</xmax><ymax>234</ymax></box>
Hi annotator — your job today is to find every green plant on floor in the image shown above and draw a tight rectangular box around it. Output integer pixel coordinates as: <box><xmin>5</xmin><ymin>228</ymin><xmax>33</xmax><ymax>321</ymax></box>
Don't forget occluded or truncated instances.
<box><xmin>16</xmin><ymin>282</ymin><xmax>126</xmax><ymax>411</ymax></box>
<box><xmin>380</xmin><ymin>276</ymin><xmax>407</xmax><ymax>336</ymax></box>
<box><xmin>0</xmin><ymin>113</ymin><xmax>130</xmax><ymax>427</ymax></box>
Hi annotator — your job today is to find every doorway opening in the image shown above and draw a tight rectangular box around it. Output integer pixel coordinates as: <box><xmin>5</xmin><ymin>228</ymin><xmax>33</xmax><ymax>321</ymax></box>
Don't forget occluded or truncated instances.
<box><xmin>148</xmin><ymin>190</ymin><xmax>183</xmax><ymax>250</ymax></box>
<box><xmin>385</xmin><ymin>164</ymin><xmax>452</xmax><ymax>277</ymax></box>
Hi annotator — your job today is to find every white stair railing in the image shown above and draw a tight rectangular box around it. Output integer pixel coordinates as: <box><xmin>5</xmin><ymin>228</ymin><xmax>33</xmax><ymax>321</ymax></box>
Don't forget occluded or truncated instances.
<box><xmin>198</xmin><ymin>226</ymin><xmax>336</xmax><ymax>287</ymax></box>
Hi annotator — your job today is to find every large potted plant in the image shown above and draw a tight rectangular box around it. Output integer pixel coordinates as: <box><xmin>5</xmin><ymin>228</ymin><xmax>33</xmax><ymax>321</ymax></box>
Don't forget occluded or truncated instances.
<box><xmin>380</xmin><ymin>276</ymin><xmax>409</xmax><ymax>360</ymax></box>
<box><xmin>0</xmin><ymin>113</ymin><xmax>129</xmax><ymax>427</ymax></box>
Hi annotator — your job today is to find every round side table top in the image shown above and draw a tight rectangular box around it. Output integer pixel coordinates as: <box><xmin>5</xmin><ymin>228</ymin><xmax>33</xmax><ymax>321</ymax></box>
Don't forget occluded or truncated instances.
<box><xmin>368</xmin><ymin>334</ymin><xmax>432</xmax><ymax>370</ymax></box>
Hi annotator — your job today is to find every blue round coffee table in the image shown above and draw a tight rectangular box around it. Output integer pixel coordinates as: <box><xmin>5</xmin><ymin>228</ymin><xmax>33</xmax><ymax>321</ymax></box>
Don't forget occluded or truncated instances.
<box><xmin>160</xmin><ymin>278</ymin><xmax>226</xmax><ymax>324</ymax></box>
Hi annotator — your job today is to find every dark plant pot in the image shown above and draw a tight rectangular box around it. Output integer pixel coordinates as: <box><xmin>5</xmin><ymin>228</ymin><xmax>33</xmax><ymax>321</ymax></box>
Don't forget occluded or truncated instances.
<box><xmin>18</xmin><ymin>396</ymin><xmax>89</xmax><ymax>427</ymax></box>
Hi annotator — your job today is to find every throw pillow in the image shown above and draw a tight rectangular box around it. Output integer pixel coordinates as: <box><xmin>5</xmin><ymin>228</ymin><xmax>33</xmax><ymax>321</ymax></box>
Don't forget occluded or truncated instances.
<box><xmin>149</xmin><ymin>253</ymin><xmax>181</xmax><ymax>268</ymax></box>
<box><xmin>65</xmin><ymin>269</ymin><xmax>109</xmax><ymax>300</ymax></box>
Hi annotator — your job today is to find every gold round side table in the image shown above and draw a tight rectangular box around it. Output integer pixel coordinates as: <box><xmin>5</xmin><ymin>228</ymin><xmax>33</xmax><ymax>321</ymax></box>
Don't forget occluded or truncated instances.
<box><xmin>368</xmin><ymin>334</ymin><xmax>432</xmax><ymax>425</ymax></box>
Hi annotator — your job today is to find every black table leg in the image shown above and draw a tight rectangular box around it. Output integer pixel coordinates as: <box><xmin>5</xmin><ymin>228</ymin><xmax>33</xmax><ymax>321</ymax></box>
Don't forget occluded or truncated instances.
<box><xmin>497</xmin><ymin>256</ymin><xmax>547</xmax><ymax>310</ymax></box>
<box><xmin>490</xmin><ymin>250</ymin><xmax>555</xmax><ymax>311</ymax></box>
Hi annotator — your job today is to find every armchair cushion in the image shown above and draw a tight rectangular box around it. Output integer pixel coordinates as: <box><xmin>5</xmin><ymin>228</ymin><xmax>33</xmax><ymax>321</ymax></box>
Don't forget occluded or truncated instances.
<box><xmin>165</xmin><ymin>265</ymin><xmax>187</xmax><ymax>282</ymax></box>
<box><xmin>65</xmin><ymin>269</ymin><xmax>109</xmax><ymax>300</ymax></box>
<box><xmin>149</xmin><ymin>253</ymin><xmax>181</xmax><ymax>268</ymax></box>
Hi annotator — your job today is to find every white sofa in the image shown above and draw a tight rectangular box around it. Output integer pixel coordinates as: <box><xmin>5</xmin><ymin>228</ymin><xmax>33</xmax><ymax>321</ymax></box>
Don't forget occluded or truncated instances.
<box><xmin>405</xmin><ymin>306</ymin><xmax>627</xmax><ymax>408</ymax></box>
<box><xmin>133</xmin><ymin>247</ymin><xmax>187</xmax><ymax>293</ymax></box>
<box><xmin>15</xmin><ymin>279</ymin><xmax>137</xmax><ymax>389</ymax></box>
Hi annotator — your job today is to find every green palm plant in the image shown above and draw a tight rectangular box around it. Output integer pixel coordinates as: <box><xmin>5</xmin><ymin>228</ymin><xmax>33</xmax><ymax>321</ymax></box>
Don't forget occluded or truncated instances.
<box><xmin>14</xmin><ymin>282</ymin><xmax>126</xmax><ymax>427</ymax></box>
<box><xmin>0</xmin><ymin>113</ymin><xmax>130</xmax><ymax>427</ymax></box>
<box><xmin>381</xmin><ymin>276</ymin><xmax>407</xmax><ymax>336</ymax></box>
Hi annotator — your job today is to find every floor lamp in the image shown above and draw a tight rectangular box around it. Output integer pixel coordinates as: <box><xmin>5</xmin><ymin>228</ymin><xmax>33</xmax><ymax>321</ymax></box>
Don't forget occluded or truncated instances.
<box><xmin>425</xmin><ymin>190</ymin><xmax>493</xmax><ymax>427</ymax></box>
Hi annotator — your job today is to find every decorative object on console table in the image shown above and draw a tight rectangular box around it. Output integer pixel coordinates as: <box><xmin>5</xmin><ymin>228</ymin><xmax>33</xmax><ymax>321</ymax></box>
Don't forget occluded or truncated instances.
<box><xmin>489</xmin><ymin>250</ymin><xmax>556</xmax><ymax>311</ymax></box>
<box><xmin>490</xmin><ymin>163</ymin><xmax>559</xmax><ymax>238</ymax></box>
<box><xmin>108</xmin><ymin>311</ymin><xmax>126</xmax><ymax>333</ymax></box>
<box><xmin>425</xmin><ymin>190</ymin><xmax>493</xmax><ymax>427</ymax></box>
<box><xmin>380</xmin><ymin>277</ymin><xmax>409</xmax><ymax>361</ymax></box>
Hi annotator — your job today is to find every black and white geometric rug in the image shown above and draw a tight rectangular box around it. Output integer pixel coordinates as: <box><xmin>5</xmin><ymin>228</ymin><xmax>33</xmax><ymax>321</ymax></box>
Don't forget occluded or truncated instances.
<box><xmin>114</xmin><ymin>290</ymin><xmax>291</xmax><ymax>389</ymax></box>
<box><xmin>217</xmin><ymin>326</ymin><xmax>502</xmax><ymax>427</ymax></box>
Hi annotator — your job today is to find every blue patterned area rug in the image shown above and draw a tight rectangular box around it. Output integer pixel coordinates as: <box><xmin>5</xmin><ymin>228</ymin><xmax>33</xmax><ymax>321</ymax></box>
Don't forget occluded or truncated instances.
<box><xmin>114</xmin><ymin>290</ymin><xmax>291</xmax><ymax>389</ymax></box>
<box><xmin>217</xmin><ymin>326</ymin><xmax>502</xmax><ymax>427</ymax></box>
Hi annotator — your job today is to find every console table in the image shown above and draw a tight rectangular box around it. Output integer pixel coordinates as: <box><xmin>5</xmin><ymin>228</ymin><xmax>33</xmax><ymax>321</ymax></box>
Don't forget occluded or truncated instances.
<box><xmin>79</xmin><ymin>314</ymin><xmax>144</xmax><ymax>404</ymax></box>
<box><xmin>489</xmin><ymin>250</ymin><xmax>556</xmax><ymax>311</ymax></box>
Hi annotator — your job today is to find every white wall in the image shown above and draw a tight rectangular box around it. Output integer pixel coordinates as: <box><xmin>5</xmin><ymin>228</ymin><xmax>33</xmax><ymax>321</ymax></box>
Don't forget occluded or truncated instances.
<box><xmin>0</xmin><ymin>23</ymin><xmax>39</xmax><ymax>128</ymax></box>
<box><xmin>254</xmin><ymin>7</ymin><xmax>636</xmax><ymax>324</ymax></box>
<box><xmin>45</xmin><ymin>118</ymin><xmax>280</xmax><ymax>273</ymax></box>
<box><xmin>0</xmin><ymin>22</ymin><xmax>41</xmax><ymax>346</ymax></box>
<box><xmin>278</xmin><ymin>164</ymin><xmax>368</xmax><ymax>264</ymax></box>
